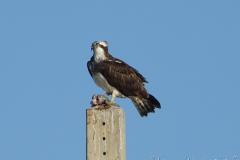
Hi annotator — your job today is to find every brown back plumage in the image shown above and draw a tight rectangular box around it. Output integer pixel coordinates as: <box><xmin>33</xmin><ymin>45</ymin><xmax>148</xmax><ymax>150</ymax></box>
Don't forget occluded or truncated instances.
<box><xmin>93</xmin><ymin>58</ymin><xmax>148</xmax><ymax>98</ymax></box>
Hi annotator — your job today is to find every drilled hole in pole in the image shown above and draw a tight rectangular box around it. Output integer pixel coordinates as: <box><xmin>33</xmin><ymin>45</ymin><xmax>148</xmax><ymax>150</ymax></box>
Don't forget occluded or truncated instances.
<box><xmin>103</xmin><ymin>137</ymin><xmax>106</xmax><ymax>141</ymax></box>
<box><xmin>103</xmin><ymin>152</ymin><xmax>106</xmax><ymax>155</ymax></box>
<box><xmin>102</xmin><ymin>122</ymin><xmax>106</xmax><ymax>126</ymax></box>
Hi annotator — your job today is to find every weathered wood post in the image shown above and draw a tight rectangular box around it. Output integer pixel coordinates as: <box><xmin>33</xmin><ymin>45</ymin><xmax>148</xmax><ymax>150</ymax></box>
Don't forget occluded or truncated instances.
<box><xmin>86</xmin><ymin>105</ymin><xmax>126</xmax><ymax>160</ymax></box>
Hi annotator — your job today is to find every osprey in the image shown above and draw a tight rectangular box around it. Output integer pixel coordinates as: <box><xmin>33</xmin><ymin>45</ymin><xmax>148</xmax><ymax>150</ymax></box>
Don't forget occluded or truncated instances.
<box><xmin>87</xmin><ymin>41</ymin><xmax>161</xmax><ymax>117</ymax></box>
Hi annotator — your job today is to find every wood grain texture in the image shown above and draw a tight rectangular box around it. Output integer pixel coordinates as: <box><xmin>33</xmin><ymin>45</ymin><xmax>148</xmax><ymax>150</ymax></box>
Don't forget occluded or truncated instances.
<box><xmin>86</xmin><ymin>106</ymin><xmax>126</xmax><ymax>160</ymax></box>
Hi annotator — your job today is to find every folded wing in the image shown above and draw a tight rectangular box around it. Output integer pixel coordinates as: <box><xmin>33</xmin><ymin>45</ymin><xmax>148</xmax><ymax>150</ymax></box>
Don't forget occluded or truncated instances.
<box><xmin>94</xmin><ymin>59</ymin><xmax>148</xmax><ymax>99</ymax></box>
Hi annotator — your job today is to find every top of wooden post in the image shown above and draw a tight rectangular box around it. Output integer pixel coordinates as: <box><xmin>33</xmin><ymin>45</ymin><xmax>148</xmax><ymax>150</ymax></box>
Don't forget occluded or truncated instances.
<box><xmin>86</xmin><ymin>95</ymin><xmax>126</xmax><ymax>160</ymax></box>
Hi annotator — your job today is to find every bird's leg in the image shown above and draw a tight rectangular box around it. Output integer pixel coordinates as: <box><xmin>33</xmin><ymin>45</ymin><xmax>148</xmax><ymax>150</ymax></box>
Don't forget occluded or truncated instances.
<box><xmin>111</xmin><ymin>94</ymin><xmax>116</xmax><ymax>103</ymax></box>
<box><xmin>109</xmin><ymin>91</ymin><xmax>119</xmax><ymax>107</ymax></box>
<box><xmin>111</xmin><ymin>90</ymin><xmax>119</xmax><ymax>103</ymax></box>
<box><xmin>108</xmin><ymin>90</ymin><xmax>119</xmax><ymax>107</ymax></box>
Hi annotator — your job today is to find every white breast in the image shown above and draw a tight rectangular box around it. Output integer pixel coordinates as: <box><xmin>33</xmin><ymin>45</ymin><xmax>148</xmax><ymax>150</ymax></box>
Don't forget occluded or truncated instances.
<box><xmin>92</xmin><ymin>72</ymin><xmax>124</xmax><ymax>97</ymax></box>
<box><xmin>92</xmin><ymin>73</ymin><xmax>114</xmax><ymax>93</ymax></box>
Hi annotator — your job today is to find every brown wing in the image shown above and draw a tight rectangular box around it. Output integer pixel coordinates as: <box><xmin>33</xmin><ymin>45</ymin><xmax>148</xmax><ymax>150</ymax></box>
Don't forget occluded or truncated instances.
<box><xmin>87</xmin><ymin>56</ymin><xmax>94</xmax><ymax>77</ymax></box>
<box><xmin>94</xmin><ymin>59</ymin><xmax>148</xmax><ymax>98</ymax></box>
<box><xmin>113</xmin><ymin>58</ymin><xmax>148</xmax><ymax>83</ymax></box>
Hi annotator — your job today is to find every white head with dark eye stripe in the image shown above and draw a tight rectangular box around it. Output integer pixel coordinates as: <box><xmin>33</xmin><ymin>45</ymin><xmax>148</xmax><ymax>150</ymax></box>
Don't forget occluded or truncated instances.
<box><xmin>91</xmin><ymin>41</ymin><xmax>109</xmax><ymax>63</ymax></box>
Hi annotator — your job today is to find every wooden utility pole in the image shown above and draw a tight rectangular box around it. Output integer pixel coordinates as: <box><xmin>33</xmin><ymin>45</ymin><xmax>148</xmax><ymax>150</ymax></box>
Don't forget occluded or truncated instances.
<box><xmin>86</xmin><ymin>105</ymin><xmax>126</xmax><ymax>160</ymax></box>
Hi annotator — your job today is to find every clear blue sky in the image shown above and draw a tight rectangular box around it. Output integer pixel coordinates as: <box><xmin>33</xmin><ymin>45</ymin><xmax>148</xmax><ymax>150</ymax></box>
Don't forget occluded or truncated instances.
<box><xmin>0</xmin><ymin>0</ymin><xmax>240</xmax><ymax>160</ymax></box>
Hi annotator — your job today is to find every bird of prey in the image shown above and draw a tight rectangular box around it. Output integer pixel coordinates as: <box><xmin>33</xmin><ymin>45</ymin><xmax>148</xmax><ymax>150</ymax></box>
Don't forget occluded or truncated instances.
<box><xmin>87</xmin><ymin>41</ymin><xmax>161</xmax><ymax>117</ymax></box>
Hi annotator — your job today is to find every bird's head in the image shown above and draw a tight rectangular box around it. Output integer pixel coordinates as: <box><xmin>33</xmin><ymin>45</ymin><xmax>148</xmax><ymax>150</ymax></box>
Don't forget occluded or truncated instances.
<box><xmin>91</xmin><ymin>41</ymin><xmax>109</xmax><ymax>62</ymax></box>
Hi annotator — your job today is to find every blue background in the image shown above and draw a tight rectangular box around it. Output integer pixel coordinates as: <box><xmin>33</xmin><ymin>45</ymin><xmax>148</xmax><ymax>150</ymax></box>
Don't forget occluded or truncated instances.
<box><xmin>0</xmin><ymin>0</ymin><xmax>240</xmax><ymax>160</ymax></box>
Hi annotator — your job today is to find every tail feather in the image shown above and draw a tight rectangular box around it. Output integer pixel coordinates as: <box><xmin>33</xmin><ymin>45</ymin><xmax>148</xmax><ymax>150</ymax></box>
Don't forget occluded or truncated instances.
<box><xmin>130</xmin><ymin>94</ymin><xmax>161</xmax><ymax>117</ymax></box>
